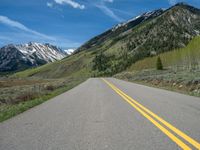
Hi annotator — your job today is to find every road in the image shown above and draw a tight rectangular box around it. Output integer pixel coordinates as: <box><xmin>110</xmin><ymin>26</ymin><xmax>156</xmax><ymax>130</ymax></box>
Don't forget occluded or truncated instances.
<box><xmin>0</xmin><ymin>78</ymin><xmax>200</xmax><ymax>150</ymax></box>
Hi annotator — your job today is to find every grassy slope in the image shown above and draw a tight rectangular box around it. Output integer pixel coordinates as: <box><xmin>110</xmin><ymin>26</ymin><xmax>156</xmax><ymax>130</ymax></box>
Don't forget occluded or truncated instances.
<box><xmin>79</xmin><ymin>4</ymin><xmax>200</xmax><ymax>65</ymax></box>
<box><xmin>129</xmin><ymin>36</ymin><xmax>200</xmax><ymax>71</ymax></box>
<box><xmin>14</xmin><ymin>51</ymin><xmax>93</xmax><ymax>78</ymax></box>
<box><xmin>115</xmin><ymin>36</ymin><xmax>200</xmax><ymax>97</ymax></box>
<box><xmin>0</xmin><ymin>77</ymin><xmax>86</xmax><ymax>122</ymax></box>
<box><xmin>2</xmin><ymin>50</ymin><xmax>93</xmax><ymax>122</ymax></box>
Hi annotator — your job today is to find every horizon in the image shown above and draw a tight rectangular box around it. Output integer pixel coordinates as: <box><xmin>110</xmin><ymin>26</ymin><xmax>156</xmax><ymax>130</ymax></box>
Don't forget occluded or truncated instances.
<box><xmin>0</xmin><ymin>0</ymin><xmax>200</xmax><ymax>49</ymax></box>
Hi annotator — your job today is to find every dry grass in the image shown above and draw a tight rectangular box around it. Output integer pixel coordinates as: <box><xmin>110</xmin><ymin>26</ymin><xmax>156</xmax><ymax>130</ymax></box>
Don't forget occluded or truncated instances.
<box><xmin>0</xmin><ymin>78</ymin><xmax>48</xmax><ymax>88</ymax></box>
<box><xmin>115</xmin><ymin>68</ymin><xmax>200</xmax><ymax>97</ymax></box>
<box><xmin>0</xmin><ymin>76</ymin><xmax>86</xmax><ymax>122</ymax></box>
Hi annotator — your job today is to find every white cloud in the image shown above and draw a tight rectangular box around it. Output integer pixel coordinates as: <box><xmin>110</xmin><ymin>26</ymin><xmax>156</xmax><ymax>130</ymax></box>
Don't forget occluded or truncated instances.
<box><xmin>0</xmin><ymin>16</ymin><xmax>80</xmax><ymax>47</ymax></box>
<box><xmin>0</xmin><ymin>15</ymin><xmax>54</xmax><ymax>40</ymax></box>
<box><xmin>111</xmin><ymin>8</ymin><xmax>134</xmax><ymax>16</ymax></box>
<box><xmin>0</xmin><ymin>32</ymin><xmax>80</xmax><ymax>48</ymax></box>
<box><xmin>93</xmin><ymin>0</ymin><xmax>123</xmax><ymax>22</ymax></box>
<box><xmin>168</xmin><ymin>0</ymin><xmax>177</xmax><ymax>5</ymax></box>
<box><xmin>47</xmin><ymin>2</ymin><xmax>54</xmax><ymax>8</ymax></box>
<box><xmin>103</xmin><ymin>0</ymin><xmax>113</xmax><ymax>3</ymax></box>
<box><xmin>96</xmin><ymin>4</ymin><xmax>123</xmax><ymax>22</ymax></box>
<box><xmin>54</xmin><ymin>0</ymin><xmax>85</xmax><ymax>9</ymax></box>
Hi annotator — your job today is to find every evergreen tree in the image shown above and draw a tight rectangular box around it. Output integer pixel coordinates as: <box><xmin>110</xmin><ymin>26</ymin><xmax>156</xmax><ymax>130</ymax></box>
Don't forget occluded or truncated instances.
<box><xmin>156</xmin><ymin>56</ymin><xmax>163</xmax><ymax>70</ymax></box>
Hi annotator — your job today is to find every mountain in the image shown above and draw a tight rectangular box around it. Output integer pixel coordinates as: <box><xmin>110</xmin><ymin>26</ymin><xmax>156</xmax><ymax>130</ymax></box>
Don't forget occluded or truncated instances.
<box><xmin>0</xmin><ymin>42</ymin><xmax>67</xmax><ymax>72</ymax></box>
<box><xmin>14</xmin><ymin>3</ymin><xmax>200</xmax><ymax>78</ymax></box>
<box><xmin>77</xmin><ymin>2</ymin><xmax>200</xmax><ymax>74</ymax></box>
<box><xmin>78</xmin><ymin>3</ymin><xmax>200</xmax><ymax>54</ymax></box>
<box><xmin>77</xmin><ymin>8</ymin><xmax>164</xmax><ymax>52</ymax></box>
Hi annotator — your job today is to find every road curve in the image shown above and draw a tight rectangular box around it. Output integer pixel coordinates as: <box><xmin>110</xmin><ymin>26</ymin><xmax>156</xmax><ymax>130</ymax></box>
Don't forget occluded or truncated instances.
<box><xmin>0</xmin><ymin>78</ymin><xmax>200</xmax><ymax>150</ymax></box>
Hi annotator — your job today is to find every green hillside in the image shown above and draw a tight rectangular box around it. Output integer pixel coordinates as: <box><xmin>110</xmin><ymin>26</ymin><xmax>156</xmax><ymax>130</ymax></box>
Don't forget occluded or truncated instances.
<box><xmin>14</xmin><ymin>51</ymin><xmax>93</xmax><ymax>78</ymax></box>
<box><xmin>115</xmin><ymin>36</ymin><xmax>200</xmax><ymax>97</ymax></box>
<box><xmin>14</xmin><ymin>4</ymin><xmax>200</xmax><ymax>79</ymax></box>
<box><xmin>129</xmin><ymin>36</ymin><xmax>200</xmax><ymax>71</ymax></box>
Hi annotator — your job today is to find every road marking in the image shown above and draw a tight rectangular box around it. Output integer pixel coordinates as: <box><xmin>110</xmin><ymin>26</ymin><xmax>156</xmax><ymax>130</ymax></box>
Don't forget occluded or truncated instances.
<box><xmin>102</xmin><ymin>78</ymin><xmax>200</xmax><ymax>150</ymax></box>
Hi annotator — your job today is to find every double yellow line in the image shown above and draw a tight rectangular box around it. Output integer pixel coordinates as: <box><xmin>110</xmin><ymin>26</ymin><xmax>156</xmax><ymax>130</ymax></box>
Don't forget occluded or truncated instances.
<box><xmin>102</xmin><ymin>78</ymin><xmax>200</xmax><ymax>150</ymax></box>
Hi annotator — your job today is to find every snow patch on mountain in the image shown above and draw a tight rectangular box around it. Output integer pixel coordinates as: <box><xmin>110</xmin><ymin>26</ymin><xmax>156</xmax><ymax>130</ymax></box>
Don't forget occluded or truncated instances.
<box><xmin>0</xmin><ymin>42</ymin><xmax>67</xmax><ymax>72</ymax></box>
<box><xmin>112</xmin><ymin>9</ymin><xmax>164</xmax><ymax>32</ymax></box>
<box><xmin>16</xmin><ymin>42</ymin><xmax>67</xmax><ymax>63</ymax></box>
<box><xmin>64</xmin><ymin>48</ymin><xmax>75</xmax><ymax>55</ymax></box>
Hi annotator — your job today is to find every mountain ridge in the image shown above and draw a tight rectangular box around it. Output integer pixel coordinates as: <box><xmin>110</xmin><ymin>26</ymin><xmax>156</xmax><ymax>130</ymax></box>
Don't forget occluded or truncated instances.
<box><xmin>78</xmin><ymin>3</ymin><xmax>200</xmax><ymax>54</ymax></box>
<box><xmin>77</xmin><ymin>8</ymin><xmax>165</xmax><ymax>52</ymax></box>
<box><xmin>0</xmin><ymin>42</ymin><xmax>67</xmax><ymax>72</ymax></box>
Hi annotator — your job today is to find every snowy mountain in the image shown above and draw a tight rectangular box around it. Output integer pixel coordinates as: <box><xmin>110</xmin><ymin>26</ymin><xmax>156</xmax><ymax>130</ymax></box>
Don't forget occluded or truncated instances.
<box><xmin>0</xmin><ymin>42</ymin><xmax>67</xmax><ymax>72</ymax></box>
<box><xmin>64</xmin><ymin>48</ymin><xmax>75</xmax><ymax>55</ymax></box>
<box><xmin>112</xmin><ymin>9</ymin><xmax>164</xmax><ymax>32</ymax></box>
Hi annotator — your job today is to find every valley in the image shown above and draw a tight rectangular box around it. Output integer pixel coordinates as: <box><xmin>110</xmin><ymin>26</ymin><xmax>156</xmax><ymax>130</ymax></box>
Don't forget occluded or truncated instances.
<box><xmin>1</xmin><ymin>1</ymin><xmax>200</xmax><ymax>149</ymax></box>
<box><xmin>1</xmin><ymin>1</ymin><xmax>200</xmax><ymax>133</ymax></box>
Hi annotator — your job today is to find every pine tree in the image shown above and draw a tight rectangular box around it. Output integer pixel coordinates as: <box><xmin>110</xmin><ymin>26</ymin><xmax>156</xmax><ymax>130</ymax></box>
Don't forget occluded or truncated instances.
<box><xmin>156</xmin><ymin>56</ymin><xmax>163</xmax><ymax>70</ymax></box>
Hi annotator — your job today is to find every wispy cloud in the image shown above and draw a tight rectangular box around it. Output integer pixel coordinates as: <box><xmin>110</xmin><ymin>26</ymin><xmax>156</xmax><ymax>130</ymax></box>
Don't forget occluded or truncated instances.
<box><xmin>0</xmin><ymin>15</ymin><xmax>80</xmax><ymax>47</ymax></box>
<box><xmin>54</xmin><ymin>0</ymin><xmax>85</xmax><ymax>9</ymax></box>
<box><xmin>110</xmin><ymin>8</ymin><xmax>134</xmax><ymax>17</ymax></box>
<box><xmin>96</xmin><ymin>4</ymin><xmax>123</xmax><ymax>22</ymax></box>
<box><xmin>168</xmin><ymin>0</ymin><xmax>177</xmax><ymax>5</ymax></box>
<box><xmin>48</xmin><ymin>0</ymin><xmax>123</xmax><ymax>22</ymax></box>
<box><xmin>0</xmin><ymin>32</ymin><xmax>80</xmax><ymax>48</ymax></box>
<box><xmin>47</xmin><ymin>2</ymin><xmax>54</xmax><ymax>8</ymax></box>
<box><xmin>103</xmin><ymin>0</ymin><xmax>113</xmax><ymax>2</ymax></box>
<box><xmin>94</xmin><ymin>0</ymin><xmax>124</xmax><ymax>22</ymax></box>
<box><xmin>0</xmin><ymin>35</ymin><xmax>12</xmax><ymax>41</ymax></box>
<box><xmin>0</xmin><ymin>15</ymin><xmax>54</xmax><ymax>40</ymax></box>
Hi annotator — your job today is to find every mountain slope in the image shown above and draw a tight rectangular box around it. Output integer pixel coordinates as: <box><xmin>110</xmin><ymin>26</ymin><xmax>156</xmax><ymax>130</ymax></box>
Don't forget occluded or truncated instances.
<box><xmin>0</xmin><ymin>42</ymin><xmax>67</xmax><ymax>72</ymax></box>
<box><xmin>115</xmin><ymin>36</ymin><xmax>200</xmax><ymax>97</ymax></box>
<box><xmin>128</xmin><ymin>36</ymin><xmax>200</xmax><ymax>70</ymax></box>
<box><xmin>77</xmin><ymin>8</ymin><xmax>164</xmax><ymax>52</ymax></box>
<box><xmin>14</xmin><ymin>3</ymin><xmax>200</xmax><ymax>78</ymax></box>
<box><xmin>79</xmin><ymin>3</ymin><xmax>200</xmax><ymax>54</ymax></box>
<box><xmin>14</xmin><ymin>50</ymin><xmax>92</xmax><ymax>78</ymax></box>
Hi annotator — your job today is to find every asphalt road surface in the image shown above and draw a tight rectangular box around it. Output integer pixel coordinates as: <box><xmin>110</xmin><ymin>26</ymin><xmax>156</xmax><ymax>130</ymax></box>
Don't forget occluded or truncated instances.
<box><xmin>0</xmin><ymin>78</ymin><xmax>200</xmax><ymax>150</ymax></box>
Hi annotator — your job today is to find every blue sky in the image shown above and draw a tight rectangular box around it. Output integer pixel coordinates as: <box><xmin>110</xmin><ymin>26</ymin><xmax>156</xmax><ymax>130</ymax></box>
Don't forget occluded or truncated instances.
<box><xmin>0</xmin><ymin>0</ymin><xmax>200</xmax><ymax>48</ymax></box>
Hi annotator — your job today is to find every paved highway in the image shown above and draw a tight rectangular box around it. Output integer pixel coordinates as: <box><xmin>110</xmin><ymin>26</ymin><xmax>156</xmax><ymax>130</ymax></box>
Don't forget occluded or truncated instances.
<box><xmin>0</xmin><ymin>78</ymin><xmax>200</xmax><ymax>150</ymax></box>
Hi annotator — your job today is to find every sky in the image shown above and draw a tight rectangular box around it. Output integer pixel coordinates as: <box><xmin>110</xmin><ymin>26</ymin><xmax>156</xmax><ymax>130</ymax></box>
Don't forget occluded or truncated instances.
<box><xmin>0</xmin><ymin>0</ymin><xmax>200</xmax><ymax>49</ymax></box>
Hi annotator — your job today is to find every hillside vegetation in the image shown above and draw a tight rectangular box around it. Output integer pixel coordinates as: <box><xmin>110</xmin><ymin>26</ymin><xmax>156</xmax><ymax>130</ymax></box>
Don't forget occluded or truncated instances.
<box><xmin>115</xmin><ymin>36</ymin><xmax>200</xmax><ymax>97</ymax></box>
<box><xmin>0</xmin><ymin>76</ymin><xmax>86</xmax><ymax>122</ymax></box>
<box><xmin>14</xmin><ymin>51</ymin><xmax>93</xmax><ymax>78</ymax></box>
<box><xmin>129</xmin><ymin>36</ymin><xmax>200</xmax><ymax>71</ymax></box>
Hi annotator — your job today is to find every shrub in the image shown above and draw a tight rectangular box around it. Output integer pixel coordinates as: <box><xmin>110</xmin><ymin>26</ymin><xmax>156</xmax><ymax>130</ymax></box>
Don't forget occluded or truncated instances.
<box><xmin>45</xmin><ymin>85</ymin><xmax>55</xmax><ymax>91</ymax></box>
<box><xmin>15</xmin><ymin>92</ymin><xmax>39</xmax><ymax>104</ymax></box>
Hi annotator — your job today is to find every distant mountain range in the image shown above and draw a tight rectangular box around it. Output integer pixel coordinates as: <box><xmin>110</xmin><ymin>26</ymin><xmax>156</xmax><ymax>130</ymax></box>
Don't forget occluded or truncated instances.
<box><xmin>0</xmin><ymin>42</ymin><xmax>67</xmax><ymax>72</ymax></box>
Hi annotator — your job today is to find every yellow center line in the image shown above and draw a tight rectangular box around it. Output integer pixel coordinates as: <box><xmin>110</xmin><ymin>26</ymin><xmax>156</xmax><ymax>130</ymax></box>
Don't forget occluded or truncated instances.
<box><xmin>102</xmin><ymin>78</ymin><xmax>200</xmax><ymax>150</ymax></box>
<box><xmin>106</xmin><ymin>80</ymin><xmax>200</xmax><ymax>149</ymax></box>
